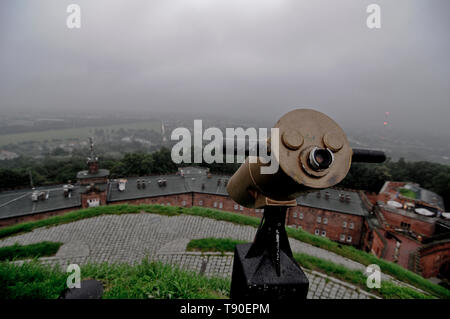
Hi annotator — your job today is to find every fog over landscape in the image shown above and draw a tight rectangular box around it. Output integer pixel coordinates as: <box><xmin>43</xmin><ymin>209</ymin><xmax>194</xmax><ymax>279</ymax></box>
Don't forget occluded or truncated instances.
<box><xmin>2</xmin><ymin>2</ymin><xmax>450</xmax><ymax>301</ymax></box>
<box><xmin>0</xmin><ymin>0</ymin><xmax>449</xmax><ymax>137</ymax></box>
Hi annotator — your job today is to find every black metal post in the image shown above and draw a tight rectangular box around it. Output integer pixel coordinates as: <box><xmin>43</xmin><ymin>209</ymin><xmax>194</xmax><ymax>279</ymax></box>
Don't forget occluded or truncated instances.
<box><xmin>230</xmin><ymin>206</ymin><xmax>309</xmax><ymax>300</ymax></box>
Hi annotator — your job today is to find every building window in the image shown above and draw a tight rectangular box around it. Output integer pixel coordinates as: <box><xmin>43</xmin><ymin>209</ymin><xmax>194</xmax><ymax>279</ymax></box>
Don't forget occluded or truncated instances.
<box><xmin>219</xmin><ymin>202</ymin><xmax>223</xmax><ymax>209</ymax></box>
<box><xmin>321</xmin><ymin>230</ymin><xmax>326</xmax><ymax>237</ymax></box>
<box><xmin>198</xmin><ymin>200</ymin><xmax>203</xmax><ymax>206</ymax></box>
<box><xmin>323</xmin><ymin>218</ymin><xmax>328</xmax><ymax>225</ymax></box>
<box><xmin>166</xmin><ymin>202</ymin><xmax>171</xmax><ymax>206</ymax></box>
<box><xmin>293</xmin><ymin>212</ymin><xmax>297</xmax><ymax>218</ymax></box>
<box><xmin>340</xmin><ymin>234</ymin><xmax>345</xmax><ymax>241</ymax></box>
<box><xmin>299</xmin><ymin>213</ymin><xmax>304</xmax><ymax>220</ymax></box>
<box><xmin>234</xmin><ymin>204</ymin><xmax>239</xmax><ymax>210</ymax></box>
<box><xmin>349</xmin><ymin>222</ymin><xmax>354</xmax><ymax>229</ymax></box>
<box><xmin>315</xmin><ymin>229</ymin><xmax>320</xmax><ymax>236</ymax></box>
<box><xmin>347</xmin><ymin>236</ymin><xmax>352</xmax><ymax>243</ymax></box>
<box><xmin>182</xmin><ymin>200</ymin><xmax>187</xmax><ymax>206</ymax></box>
<box><xmin>261</xmin><ymin>209</ymin><xmax>264</xmax><ymax>213</ymax></box>
<box><xmin>297</xmin><ymin>225</ymin><xmax>302</xmax><ymax>229</ymax></box>
<box><xmin>213</xmin><ymin>202</ymin><xmax>217</xmax><ymax>208</ymax></box>
<box><xmin>240</xmin><ymin>205</ymin><xmax>244</xmax><ymax>211</ymax></box>
<box><xmin>317</xmin><ymin>216</ymin><xmax>322</xmax><ymax>223</ymax></box>
<box><xmin>342</xmin><ymin>221</ymin><xmax>347</xmax><ymax>228</ymax></box>
<box><xmin>401</xmin><ymin>222</ymin><xmax>411</xmax><ymax>230</ymax></box>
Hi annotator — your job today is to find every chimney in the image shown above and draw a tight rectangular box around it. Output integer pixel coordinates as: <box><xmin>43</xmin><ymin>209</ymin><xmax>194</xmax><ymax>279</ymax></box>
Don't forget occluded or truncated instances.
<box><xmin>345</xmin><ymin>194</ymin><xmax>351</xmax><ymax>203</ymax></box>
<box><xmin>87</xmin><ymin>137</ymin><xmax>99</xmax><ymax>174</ymax></box>
<box><xmin>158</xmin><ymin>179</ymin><xmax>167</xmax><ymax>187</ymax></box>
<box><xmin>88</xmin><ymin>160</ymin><xmax>99</xmax><ymax>174</ymax></box>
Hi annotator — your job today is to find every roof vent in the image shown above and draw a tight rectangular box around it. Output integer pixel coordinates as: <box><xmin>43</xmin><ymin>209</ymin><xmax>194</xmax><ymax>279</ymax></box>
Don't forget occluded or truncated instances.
<box><xmin>207</xmin><ymin>173</ymin><xmax>212</xmax><ymax>179</ymax></box>
<box><xmin>118</xmin><ymin>179</ymin><xmax>127</xmax><ymax>192</ymax></box>
<box><xmin>316</xmin><ymin>192</ymin><xmax>321</xmax><ymax>198</ymax></box>
<box><xmin>142</xmin><ymin>180</ymin><xmax>146</xmax><ymax>189</ymax></box>
<box><xmin>325</xmin><ymin>191</ymin><xmax>330</xmax><ymax>199</ymax></box>
<box><xmin>345</xmin><ymin>194</ymin><xmax>351</xmax><ymax>203</ymax></box>
<box><xmin>63</xmin><ymin>184</ymin><xmax>73</xmax><ymax>198</ymax></box>
<box><xmin>217</xmin><ymin>179</ymin><xmax>221</xmax><ymax>186</ymax></box>
<box><xmin>158</xmin><ymin>179</ymin><xmax>167</xmax><ymax>187</ymax></box>
<box><xmin>202</xmin><ymin>183</ymin><xmax>205</xmax><ymax>190</ymax></box>
<box><xmin>339</xmin><ymin>193</ymin><xmax>345</xmax><ymax>202</ymax></box>
<box><xmin>32</xmin><ymin>190</ymin><xmax>47</xmax><ymax>202</ymax></box>
<box><xmin>137</xmin><ymin>179</ymin><xmax>141</xmax><ymax>189</ymax></box>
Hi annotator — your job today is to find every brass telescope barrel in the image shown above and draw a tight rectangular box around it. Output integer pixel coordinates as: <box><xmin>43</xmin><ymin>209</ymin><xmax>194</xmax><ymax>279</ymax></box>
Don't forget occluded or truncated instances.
<box><xmin>225</xmin><ymin>109</ymin><xmax>386</xmax><ymax>208</ymax></box>
<box><xmin>223</xmin><ymin>145</ymin><xmax>386</xmax><ymax>163</ymax></box>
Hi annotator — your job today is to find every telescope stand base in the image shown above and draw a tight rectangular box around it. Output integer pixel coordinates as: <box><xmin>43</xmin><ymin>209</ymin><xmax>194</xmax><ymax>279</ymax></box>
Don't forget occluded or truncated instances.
<box><xmin>230</xmin><ymin>243</ymin><xmax>309</xmax><ymax>300</ymax></box>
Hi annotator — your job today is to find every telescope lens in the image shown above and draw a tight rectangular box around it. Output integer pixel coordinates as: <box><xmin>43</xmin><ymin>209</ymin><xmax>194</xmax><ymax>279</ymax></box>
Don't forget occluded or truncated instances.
<box><xmin>309</xmin><ymin>147</ymin><xmax>334</xmax><ymax>170</ymax></box>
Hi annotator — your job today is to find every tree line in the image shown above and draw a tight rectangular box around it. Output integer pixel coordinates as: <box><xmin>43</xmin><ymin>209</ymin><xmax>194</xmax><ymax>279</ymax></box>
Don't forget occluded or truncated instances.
<box><xmin>0</xmin><ymin>150</ymin><xmax>448</xmax><ymax>209</ymax></box>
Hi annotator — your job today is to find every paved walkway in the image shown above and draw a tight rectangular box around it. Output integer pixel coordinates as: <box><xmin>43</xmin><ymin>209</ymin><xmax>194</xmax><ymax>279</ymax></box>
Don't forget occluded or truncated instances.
<box><xmin>0</xmin><ymin>212</ymin><xmax>406</xmax><ymax>299</ymax></box>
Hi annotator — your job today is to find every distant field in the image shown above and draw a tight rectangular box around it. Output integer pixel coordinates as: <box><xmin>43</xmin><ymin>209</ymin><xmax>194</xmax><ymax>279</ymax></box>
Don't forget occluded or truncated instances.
<box><xmin>0</xmin><ymin>120</ymin><xmax>161</xmax><ymax>147</ymax></box>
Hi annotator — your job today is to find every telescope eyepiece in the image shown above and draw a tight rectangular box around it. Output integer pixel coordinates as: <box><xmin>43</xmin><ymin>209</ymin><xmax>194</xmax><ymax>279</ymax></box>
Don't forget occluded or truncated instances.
<box><xmin>309</xmin><ymin>147</ymin><xmax>334</xmax><ymax>171</ymax></box>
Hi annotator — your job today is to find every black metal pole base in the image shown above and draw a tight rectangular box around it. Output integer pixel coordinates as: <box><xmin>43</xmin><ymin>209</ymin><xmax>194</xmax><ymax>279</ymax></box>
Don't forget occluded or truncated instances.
<box><xmin>230</xmin><ymin>206</ymin><xmax>309</xmax><ymax>300</ymax></box>
<box><xmin>230</xmin><ymin>243</ymin><xmax>309</xmax><ymax>300</ymax></box>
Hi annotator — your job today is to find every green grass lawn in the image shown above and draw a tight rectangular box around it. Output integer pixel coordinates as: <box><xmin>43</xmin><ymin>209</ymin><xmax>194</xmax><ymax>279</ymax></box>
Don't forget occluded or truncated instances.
<box><xmin>0</xmin><ymin>242</ymin><xmax>62</xmax><ymax>261</ymax></box>
<box><xmin>399</xmin><ymin>188</ymin><xmax>417</xmax><ymax>199</ymax></box>
<box><xmin>0</xmin><ymin>204</ymin><xmax>448</xmax><ymax>298</ymax></box>
<box><xmin>187</xmin><ymin>238</ymin><xmax>247</xmax><ymax>253</ymax></box>
<box><xmin>293</xmin><ymin>253</ymin><xmax>432</xmax><ymax>299</ymax></box>
<box><xmin>0</xmin><ymin>259</ymin><xmax>230</xmax><ymax>299</ymax></box>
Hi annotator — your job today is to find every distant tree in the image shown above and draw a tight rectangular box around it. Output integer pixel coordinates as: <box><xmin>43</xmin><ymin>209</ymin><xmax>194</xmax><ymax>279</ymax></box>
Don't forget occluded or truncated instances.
<box><xmin>51</xmin><ymin>147</ymin><xmax>69</xmax><ymax>156</ymax></box>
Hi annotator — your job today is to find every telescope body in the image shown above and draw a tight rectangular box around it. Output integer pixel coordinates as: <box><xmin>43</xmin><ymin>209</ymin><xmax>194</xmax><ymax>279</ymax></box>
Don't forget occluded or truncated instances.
<box><xmin>227</xmin><ymin>109</ymin><xmax>353</xmax><ymax>208</ymax></box>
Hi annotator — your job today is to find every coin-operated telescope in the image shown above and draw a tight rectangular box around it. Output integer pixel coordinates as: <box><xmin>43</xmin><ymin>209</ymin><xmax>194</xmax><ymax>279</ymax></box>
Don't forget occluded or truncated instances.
<box><xmin>227</xmin><ymin>109</ymin><xmax>385</xmax><ymax>300</ymax></box>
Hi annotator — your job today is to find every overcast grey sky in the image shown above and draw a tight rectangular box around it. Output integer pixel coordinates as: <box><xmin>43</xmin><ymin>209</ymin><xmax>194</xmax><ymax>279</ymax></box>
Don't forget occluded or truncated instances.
<box><xmin>0</xmin><ymin>0</ymin><xmax>449</xmax><ymax>135</ymax></box>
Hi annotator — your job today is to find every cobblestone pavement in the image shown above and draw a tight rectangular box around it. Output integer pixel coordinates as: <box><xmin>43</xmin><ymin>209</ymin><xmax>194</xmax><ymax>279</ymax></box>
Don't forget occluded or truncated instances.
<box><xmin>155</xmin><ymin>252</ymin><xmax>378</xmax><ymax>299</ymax></box>
<box><xmin>0</xmin><ymin>212</ymin><xmax>404</xmax><ymax>298</ymax></box>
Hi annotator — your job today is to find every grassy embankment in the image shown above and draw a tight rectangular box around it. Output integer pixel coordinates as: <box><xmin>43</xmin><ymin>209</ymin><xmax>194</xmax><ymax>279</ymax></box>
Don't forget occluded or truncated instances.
<box><xmin>0</xmin><ymin>204</ymin><xmax>448</xmax><ymax>298</ymax></box>
<box><xmin>0</xmin><ymin>259</ymin><xmax>229</xmax><ymax>299</ymax></box>
<box><xmin>0</xmin><ymin>242</ymin><xmax>62</xmax><ymax>261</ymax></box>
<box><xmin>186</xmin><ymin>238</ymin><xmax>247</xmax><ymax>253</ymax></box>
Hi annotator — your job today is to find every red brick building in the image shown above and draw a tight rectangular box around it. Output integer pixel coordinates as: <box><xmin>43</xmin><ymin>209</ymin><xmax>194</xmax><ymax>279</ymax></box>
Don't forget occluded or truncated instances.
<box><xmin>362</xmin><ymin>181</ymin><xmax>450</xmax><ymax>281</ymax></box>
<box><xmin>286</xmin><ymin>189</ymin><xmax>369</xmax><ymax>247</ymax></box>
